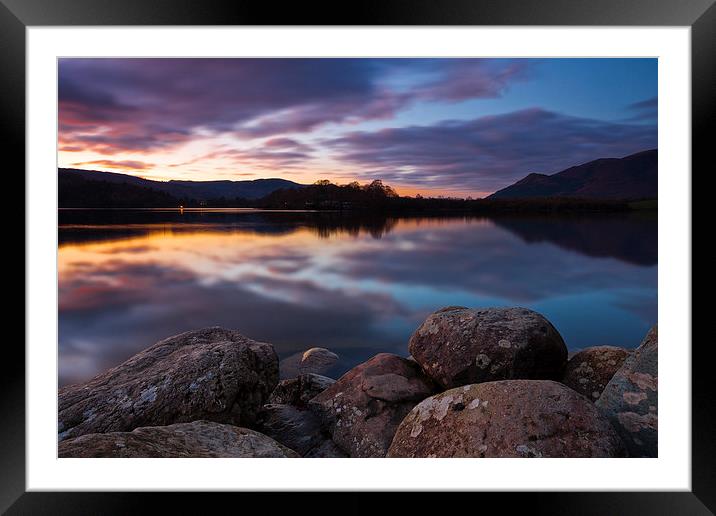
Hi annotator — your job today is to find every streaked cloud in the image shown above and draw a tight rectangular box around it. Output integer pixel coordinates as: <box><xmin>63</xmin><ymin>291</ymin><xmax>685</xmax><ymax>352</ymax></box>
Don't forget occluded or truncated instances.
<box><xmin>624</xmin><ymin>97</ymin><xmax>658</xmax><ymax>123</ymax></box>
<box><xmin>71</xmin><ymin>159</ymin><xmax>154</xmax><ymax>171</ymax></box>
<box><xmin>325</xmin><ymin>108</ymin><xmax>657</xmax><ymax>193</ymax></box>
<box><xmin>59</xmin><ymin>58</ymin><xmax>526</xmax><ymax>154</ymax></box>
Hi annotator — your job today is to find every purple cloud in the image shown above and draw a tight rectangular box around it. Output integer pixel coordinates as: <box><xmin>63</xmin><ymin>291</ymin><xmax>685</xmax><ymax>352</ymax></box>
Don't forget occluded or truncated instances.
<box><xmin>169</xmin><ymin>137</ymin><xmax>316</xmax><ymax>171</ymax></box>
<box><xmin>326</xmin><ymin>108</ymin><xmax>657</xmax><ymax>193</ymax></box>
<box><xmin>71</xmin><ymin>159</ymin><xmax>154</xmax><ymax>170</ymax></box>
<box><xmin>263</xmin><ymin>138</ymin><xmax>314</xmax><ymax>152</ymax></box>
<box><xmin>59</xmin><ymin>58</ymin><xmax>528</xmax><ymax>154</ymax></box>
<box><xmin>411</xmin><ymin>59</ymin><xmax>530</xmax><ymax>102</ymax></box>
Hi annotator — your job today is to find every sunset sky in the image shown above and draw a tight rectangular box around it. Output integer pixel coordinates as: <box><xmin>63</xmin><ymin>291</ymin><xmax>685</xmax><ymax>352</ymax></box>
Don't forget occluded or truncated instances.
<box><xmin>58</xmin><ymin>58</ymin><xmax>657</xmax><ymax>197</ymax></box>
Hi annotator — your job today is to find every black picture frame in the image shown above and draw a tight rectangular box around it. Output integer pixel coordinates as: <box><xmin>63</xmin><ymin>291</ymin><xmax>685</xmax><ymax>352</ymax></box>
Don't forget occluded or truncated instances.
<box><xmin>4</xmin><ymin>0</ymin><xmax>710</xmax><ymax>513</ymax></box>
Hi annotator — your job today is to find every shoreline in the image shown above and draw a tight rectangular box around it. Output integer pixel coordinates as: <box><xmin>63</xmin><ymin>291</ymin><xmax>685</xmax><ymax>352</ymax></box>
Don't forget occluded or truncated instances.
<box><xmin>57</xmin><ymin>203</ymin><xmax>657</xmax><ymax>216</ymax></box>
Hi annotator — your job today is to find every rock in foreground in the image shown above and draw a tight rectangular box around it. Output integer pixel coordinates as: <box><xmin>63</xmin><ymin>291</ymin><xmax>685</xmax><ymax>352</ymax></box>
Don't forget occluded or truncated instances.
<box><xmin>256</xmin><ymin>403</ymin><xmax>334</xmax><ymax>456</ymax></box>
<box><xmin>58</xmin><ymin>327</ymin><xmax>278</xmax><ymax>441</ymax></box>
<box><xmin>58</xmin><ymin>420</ymin><xmax>298</xmax><ymax>458</ymax></box>
<box><xmin>388</xmin><ymin>380</ymin><xmax>625</xmax><ymax>458</ymax></box>
<box><xmin>304</xmin><ymin>439</ymin><xmax>348</xmax><ymax>458</ymax></box>
<box><xmin>409</xmin><ymin>307</ymin><xmax>567</xmax><ymax>389</ymax></box>
<box><xmin>309</xmin><ymin>353</ymin><xmax>436</xmax><ymax>457</ymax></box>
<box><xmin>596</xmin><ymin>326</ymin><xmax>658</xmax><ymax>457</ymax></box>
<box><xmin>562</xmin><ymin>346</ymin><xmax>630</xmax><ymax>400</ymax></box>
<box><xmin>268</xmin><ymin>373</ymin><xmax>336</xmax><ymax>408</ymax></box>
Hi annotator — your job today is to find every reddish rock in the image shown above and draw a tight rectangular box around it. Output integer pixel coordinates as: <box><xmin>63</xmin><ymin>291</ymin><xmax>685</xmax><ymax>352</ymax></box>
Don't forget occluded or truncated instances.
<box><xmin>596</xmin><ymin>326</ymin><xmax>658</xmax><ymax>457</ymax></box>
<box><xmin>409</xmin><ymin>307</ymin><xmax>567</xmax><ymax>389</ymax></box>
<box><xmin>58</xmin><ymin>420</ymin><xmax>298</xmax><ymax>458</ymax></box>
<box><xmin>308</xmin><ymin>353</ymin><xmax>436</xmax><ymax>457</ymax></box>
<box><xmin>387</xmin><ymin>380</ymin><xmax>625</xmax><ymax>458</ymax></box>
<box><xmin>58</xmin><ymin>327</ymin><xmax>278</xmax><ymax>441</ymax></box>
<box><xmin>562</xmin><ymin>346</ymin><xmax>630</xmax><ymax>400</ymax></box>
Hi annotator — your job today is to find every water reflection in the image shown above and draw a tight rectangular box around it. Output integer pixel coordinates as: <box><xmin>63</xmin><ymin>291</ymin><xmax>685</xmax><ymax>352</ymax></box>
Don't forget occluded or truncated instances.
<box><xmin>492</xmin><ymin>214</ymin><xmax>657</xmax><ymax>266</ymax></box>
<box><xmin>59</xmin><ymin>209</ymin><xmax>404</xmax><ymax>245</ymax></box>
<box><xmin>58</xmin><ymin>210</ymin><xmax>657</xmax><ymax>386</ymax></box>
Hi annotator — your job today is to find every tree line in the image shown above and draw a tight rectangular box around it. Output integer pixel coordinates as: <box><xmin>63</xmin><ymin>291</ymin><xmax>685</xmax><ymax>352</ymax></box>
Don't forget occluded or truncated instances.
<box><xmin>59</xmin><ymin>175</ymin><xmax>636</xmax><ymax>213</ymax></box>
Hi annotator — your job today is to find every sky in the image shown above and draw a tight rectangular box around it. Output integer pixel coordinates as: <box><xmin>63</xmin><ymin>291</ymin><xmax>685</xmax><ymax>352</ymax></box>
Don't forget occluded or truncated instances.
<box><xmin>58</xmin><ymin>58</ymin><xmax>657</xmax><ymax>197</ymax></box>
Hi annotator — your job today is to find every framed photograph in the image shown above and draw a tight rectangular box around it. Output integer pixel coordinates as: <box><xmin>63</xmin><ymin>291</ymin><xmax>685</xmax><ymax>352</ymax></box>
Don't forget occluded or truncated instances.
<box><xmin>6</xmin><ymin>0</ymin><xmax>710</xmax><ymax>512</ymax></box>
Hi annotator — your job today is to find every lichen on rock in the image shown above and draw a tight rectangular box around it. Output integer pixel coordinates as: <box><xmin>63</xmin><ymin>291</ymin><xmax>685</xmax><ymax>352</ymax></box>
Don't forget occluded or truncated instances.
<box><xmin>596</xmin><ymin>326</ymin><xmax>658</xmax><ymax>457</ymax></box>
<box><xmin>388</xmin><ymin>380</ymin><xmax>625</xmax><ymax>458</ymax></box>
<box><xmin>409</xmin><ymin>307</ymin><xmax>567</xmax><ymax>389</ymax></box>
<box><xmin>562</xmin><ymin>346</ymin><xmax>629</xmax><ymax>400</ymax></box>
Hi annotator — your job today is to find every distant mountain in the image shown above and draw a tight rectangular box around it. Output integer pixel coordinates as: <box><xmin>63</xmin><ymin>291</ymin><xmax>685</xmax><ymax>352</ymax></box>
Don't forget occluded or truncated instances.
<box><xmin>59</xmin><ymin>171</ymin><xmax>182</xmax><ymax>208</ymax></box>
<box><xmin>488</xmin><ymin>149</ymin><xmax>657</xmax><ymax>200</ymax></box>
<box><xmin>59</xmin><ymin>168</ymin><xmax>305</xmax><ymax>206</ymax></box>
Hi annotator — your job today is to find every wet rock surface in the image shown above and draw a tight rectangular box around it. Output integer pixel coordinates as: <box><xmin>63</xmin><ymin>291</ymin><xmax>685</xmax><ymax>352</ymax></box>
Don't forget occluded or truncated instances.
<box><xmin>596</xmin><ymin>326</ymin><xmax>658</xmax><ymax>457</ymax></box>
<box><xmin>58</xmin><ymin>420</ymin><xmax>299</xmax><ymax>458</ymax></box>
<box><xmin>256</xmin><ymin>403</ymin><xmax>333</xmax><ymax>456</ymax></box>
<box><xmin>309</xmin><ymin>353</ymin><xmax>436</xmax><ymax>457</ymax></box>
<box><xmin>409</xmin><ymin>307</ymin><xmax>568</xmax><ymax>389</ymax></box>
<box><xmin>268</xmin><ymin>373</ymin><xmax>336</xmax><ymax>408</ymax></box>
<box><xmin>304</xmin><ymin>438</ymin><xmax>348</xmax><ymax>458</ymax></box>
<box><xmin>279</xmin><ymin>347</ymin><xmax>339</xmax><ymax>378</ymax></box>
<box><xmin>58</xmin><ymin>327</ymin><xmax>278</xmax><ymax>441</ymax></box>
<box><xmin>388</xmin><ymin>380</ymin><xmax>625</xmax><ymax>458</ymax></box>
<box><xmin>562</xmin><ymin>346</ymin><xmax>630</xmax><ymax>400</ymax></box>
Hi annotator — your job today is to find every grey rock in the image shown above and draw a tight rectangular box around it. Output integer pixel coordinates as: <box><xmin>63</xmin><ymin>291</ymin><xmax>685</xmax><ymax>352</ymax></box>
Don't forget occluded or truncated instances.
<box><xmin>268</xmin><ymin>373</ymin><xmax>336</xmax><ymax>408</ymax></box>
<box><xmin>256</xmin><ymin>403</ymin><xmax>329</xmax><ymax>456</ymax></box>
<box><xmin>409</xmin><ymin>306</ymin><xmax>567</xmax><ymax>389</ymax></box>
<box><xmin>596</xmin><ymin>326</ymin><xmax>658</xmax><ymax>457</ymax></box>
<box><xmin>304</xmin><ymin>439</ymin><xmax>348</xmax><ymax>458</ymax></box>
<box><xmin>58</xmin><ymin>420</ymin><xmax>299</xmax><ymax>458</ymax></box>
<box><xmin>58</xmin><ymin>327</ymin><xmax>278</xmax><ymax>441</ymax></box>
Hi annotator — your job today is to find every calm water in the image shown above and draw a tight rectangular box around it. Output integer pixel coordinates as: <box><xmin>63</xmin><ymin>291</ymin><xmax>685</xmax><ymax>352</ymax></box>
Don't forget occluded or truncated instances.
<box><xmin>58</xmin><ymin>209</ymin><xmax>657</xmax><ymax>387</ymax></box>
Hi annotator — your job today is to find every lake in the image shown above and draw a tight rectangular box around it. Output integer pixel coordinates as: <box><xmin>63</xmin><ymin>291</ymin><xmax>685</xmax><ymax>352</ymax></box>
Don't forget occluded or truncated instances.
<box><xmin>58</xmin><ymin>209</ymin><xmax>657</xmax><ymax>387</ymax></box>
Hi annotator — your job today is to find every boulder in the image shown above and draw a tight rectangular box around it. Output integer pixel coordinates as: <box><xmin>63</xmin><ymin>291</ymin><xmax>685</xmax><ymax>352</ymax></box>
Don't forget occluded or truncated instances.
<box><xmin>58</xmin><ymin>327</ymin><xmax>278</xmax><ymax>441</ymax></box>
<box><xmin>309</xmin><ymin>353</ymin><xmax>436</xmax><ymax>457</ymax></box>
<box><xmin>268</xmin><ymin>373</ymin><xmax>336</xmax><ymax>408</ymax></box>
<box><xmin>279</xmin><ymin>347</ymin><xmax>339</xmax><ymax>378</ymax></box>
<box><xmin>408</xmin><ymin>307</ymin><xmax>567</xmax><ymax>389</ymax></box>
<box><xmin>256</xmin><ymin>403</ymin><xmax>330</xmax><ymax>456</ymax></box>
<box><xmin>562</xmin><ymin>346</ymin><xmax>630</xmax><ymax>400</ymax></box>
<box><xmin>387</xmin><ymin>380</ymin><xmax>625</xmax><ymax>458</ymax></box>
<box><xmin>58</xmin><ymin>420</ymin><xmax>298</xmax><ymax>458</ymax></box>
<box><xmin>596</xmin><ymin>326</ymin><xmax>658</xmax><ymax>457</ymax></box>
<box><xmin>304</xmin><ymin>439</ymin><xmax>348</xmax><ymax>458</ymax></box>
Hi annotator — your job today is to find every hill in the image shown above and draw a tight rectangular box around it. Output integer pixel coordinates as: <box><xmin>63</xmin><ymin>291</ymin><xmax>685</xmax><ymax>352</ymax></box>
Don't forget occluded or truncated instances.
<box><xmin>59</xmin><ymin>171</ymin><xmax>181</xmax><ymax>208</ymax></box>
<box><xmin>488</xmin><ymin>149</ymin><xmax>657</xmax><ymax>200</ymax></box>
<box><xmin>59</xmin><ymin>168</ymin><xmax>304</xmax><ymax>206</ymax></box>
